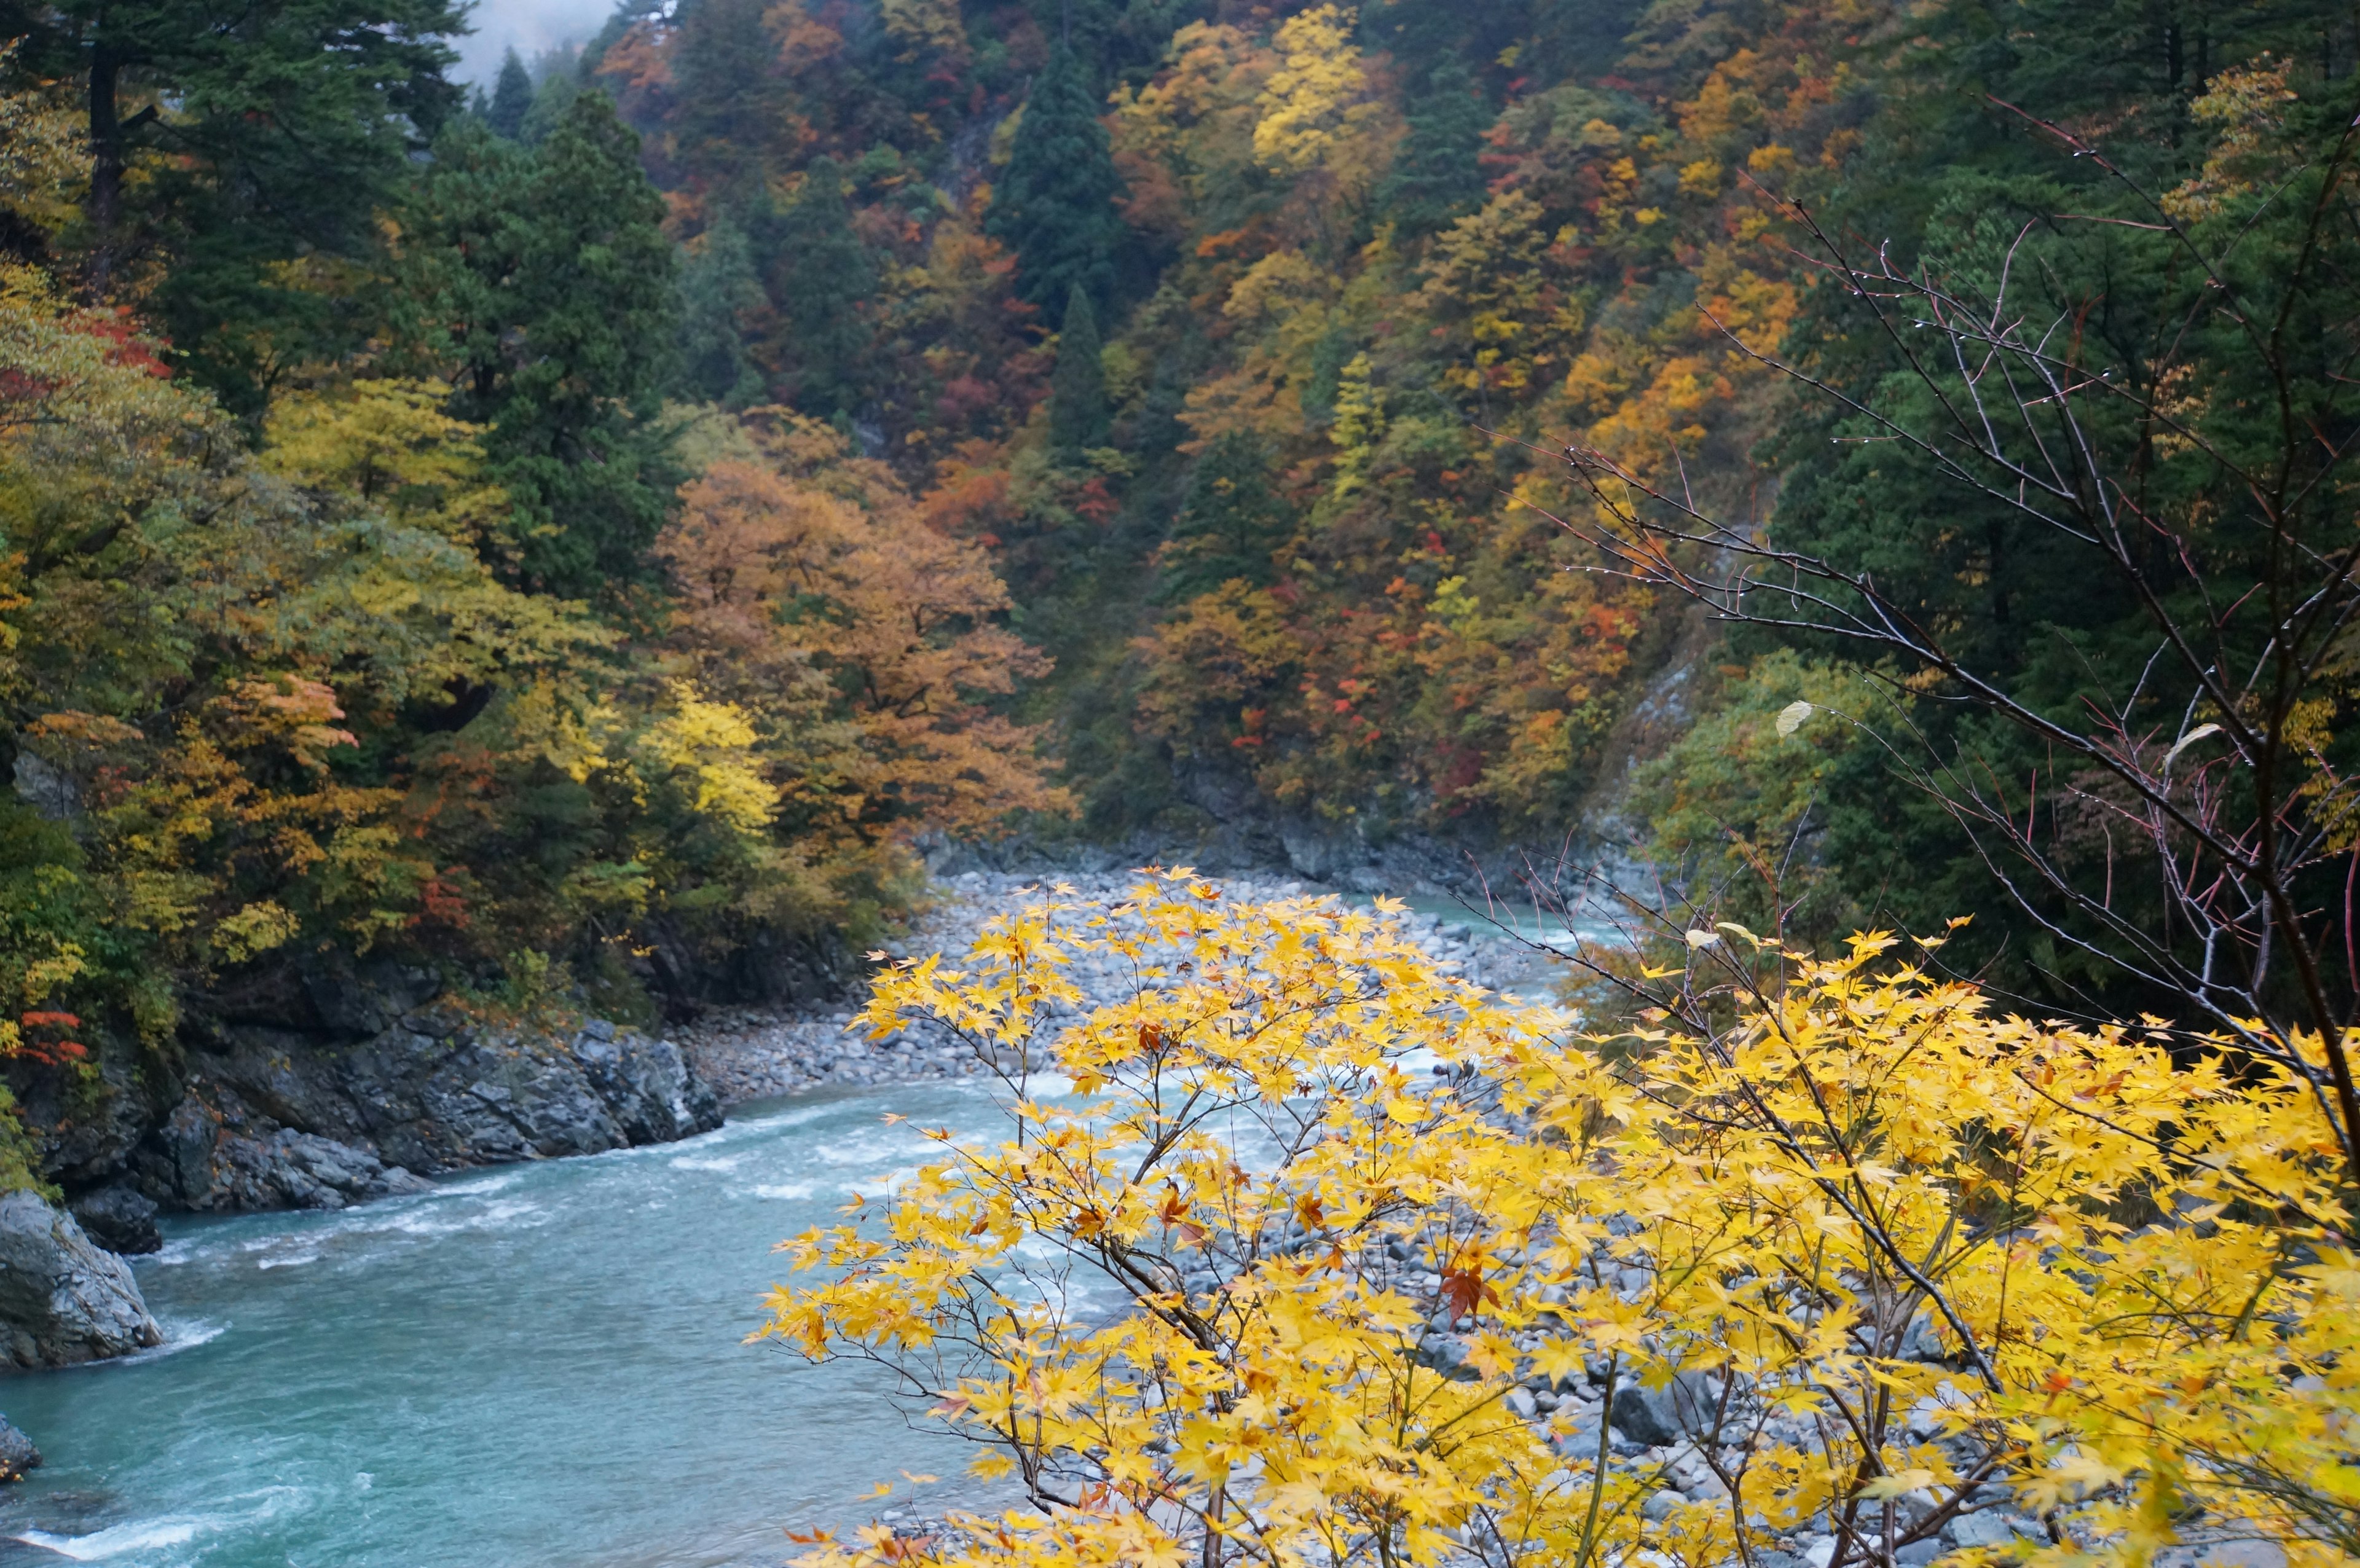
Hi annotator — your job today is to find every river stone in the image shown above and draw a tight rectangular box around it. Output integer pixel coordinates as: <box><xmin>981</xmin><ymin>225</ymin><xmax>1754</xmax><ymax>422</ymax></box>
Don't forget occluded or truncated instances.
<box><xmin>0</xmin><ymin>1190</ymin><xmax>162</xmax><ymax>1368</ymax></box>
<box><xmin>1608</xmin><ymin>1368</ymin><xmax>1724</xmax><ymax>1446</ymax></box>
<box><xmin>0</xmin><ymin>1416</ymin><xmax>38</xmax><ymax>1480</ymax></box>
<box><xmin>68</xmin><ymin>1186</ymin><xmax>162</xmax><ymax>1255</ymax></box>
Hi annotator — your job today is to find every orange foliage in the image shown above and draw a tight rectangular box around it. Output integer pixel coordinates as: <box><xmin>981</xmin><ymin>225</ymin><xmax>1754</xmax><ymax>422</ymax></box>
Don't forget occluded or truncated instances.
<box><xmin>663</xmin><ymin>414</ymin><xmax>1069</xmax><ymax>836</ymax></box>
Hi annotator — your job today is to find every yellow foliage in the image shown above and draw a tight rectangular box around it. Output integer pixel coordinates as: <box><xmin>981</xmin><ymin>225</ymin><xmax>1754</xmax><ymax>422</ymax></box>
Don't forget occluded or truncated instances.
<box><xmin>635</xmin><ymin>681</ymin><xmax>781</xmax><ymax>837</ymax></box>
<box><xmin>261</xmin><ymin>378</ymin><xmax>512</xmax><ymax>547</ymax></box>
<box><xmin>1252</xmin><ymin>6</ymin><xmax>1369</xmax><ymax>174</ymax></box>
<box><xmin>766</xmin><ymin>876</ymin><xmax>2360</xmax><ymax>1568</ymax></box>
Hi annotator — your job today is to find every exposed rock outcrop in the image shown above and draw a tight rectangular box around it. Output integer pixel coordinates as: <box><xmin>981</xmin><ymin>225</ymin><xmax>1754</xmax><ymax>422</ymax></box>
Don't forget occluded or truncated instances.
<box><xmin>0</xmin><ymin>1191</ymin><xmax>161</xmax><ymax>1369</ymax></box>
<box><xmin>139</xmin><ymin>1016</ymin><xmax>720</xmax><ymax>1212</ymax></box>
<box><xmin>0</xmin><ymin>1414</ymin><xmax>39</xmax><ymax>1479</ymax></box>
<box><xmin>66</xmin><ymin>1187</ymin><xmax>161</xmax><ymax>1256</ymax></box>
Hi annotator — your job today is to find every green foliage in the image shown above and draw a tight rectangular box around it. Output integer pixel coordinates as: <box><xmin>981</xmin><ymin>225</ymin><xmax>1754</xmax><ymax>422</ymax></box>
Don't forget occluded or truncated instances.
<box><xmin>1627</xmin><ymin>653</ymin><xmax>1892</xmax><ymax>944</ymax></box>
<box><xmin>985</xmin><ymin>44</ymin><xmax>1126</xmax><ymax>312</ymax></box>
<box><xmin>1379</xmin><ymin>58</ymin><xmax>1488</xmax><ymax>235</ymax></box>
<box><xmin>1155</xmin><ymin>431</ymin><xmax>1282</xmax><ymax>602</ymax></box>
<box><xmin>403</xmin><ymin>94</ymin><xmax>682</xmax><ymax>600</ymax></box>
<box><xmin>677</xmin><ymin>213</ymin><xmax>767</xmax><ymax>409</ymax></box>
<box><xmin>1048</xmin><ymin>285</ymin><xmax>1109</xmax><ymax>455</ymax></box>
<box><xmin>487</xmin><ymin>49</ymin><xmax>535</xmax><ymax>139</ymax></box>
<box><xmin>765</xmin><ymin>158</ymin><xmax>876</xmax><ymax>420</ymax></box>
<box><xmin>0</xmin><ymin>0</ymin><xmax>465</xmax><ymax>415</ymax></box>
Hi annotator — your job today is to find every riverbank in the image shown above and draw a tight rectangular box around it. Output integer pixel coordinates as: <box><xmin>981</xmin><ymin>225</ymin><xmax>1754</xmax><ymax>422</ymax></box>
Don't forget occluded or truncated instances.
<box><xmin>676</xmin><ymin>869</ymin><xmax>1565</xmax><ymax>1104</ymax></box>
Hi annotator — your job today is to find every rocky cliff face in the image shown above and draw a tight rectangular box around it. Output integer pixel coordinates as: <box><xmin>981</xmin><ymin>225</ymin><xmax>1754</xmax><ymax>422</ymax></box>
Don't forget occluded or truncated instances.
<box><xmin>15</xmin><ymin>957</ymin><xmax>724</xmax><ymax>1225</ymax></box>
<box><xmin>0</xmin><ymin>1191</ymin><xmax>161</xmax><ymax>1370</ymax></box>
<box><xmin>138</xmin><ymin>1014</ymin><xmax>722</xmax><ymax>1213</ymax></box>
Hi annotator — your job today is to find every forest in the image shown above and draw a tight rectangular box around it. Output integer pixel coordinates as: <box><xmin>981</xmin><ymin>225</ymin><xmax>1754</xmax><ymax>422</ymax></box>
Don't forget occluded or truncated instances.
<box><xmin>0</xmin><ymin>0</ymin><xmax>2349</xmax><ymax>1165</ymax></box>
<box><xmin>6</xmin><ymin>0</ymin><xmax>2360</xmax><ymax>1560</ymax></box>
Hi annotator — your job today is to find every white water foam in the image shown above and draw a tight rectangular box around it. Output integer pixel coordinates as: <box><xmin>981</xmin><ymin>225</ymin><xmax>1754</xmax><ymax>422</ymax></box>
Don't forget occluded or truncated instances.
<box><xmin>18</xmin><ymin>1516</ymin><xmax>206</xmax><ymax>1559</ymax></box>
<box><xmin>667</xmin><ymin>1152</ymin><xmax>749</xmax><ymax>1173</ymax></box>
<box><xmin>103</xmin><ymin>1319</ymin><xmax>229</xmax><ymax>1368</ymax></box>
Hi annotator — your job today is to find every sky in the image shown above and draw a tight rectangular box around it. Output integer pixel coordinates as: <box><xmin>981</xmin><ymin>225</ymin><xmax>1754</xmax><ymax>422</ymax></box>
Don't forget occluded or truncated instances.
<box><xmin>452</xmin><ymin>0</ymin><xmax>617</xmax><ymax>84</ymax></box>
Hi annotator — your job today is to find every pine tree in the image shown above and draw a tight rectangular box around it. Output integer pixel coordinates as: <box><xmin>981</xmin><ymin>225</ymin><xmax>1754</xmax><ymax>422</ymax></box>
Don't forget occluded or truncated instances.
<box><xmin>487</xmin><ymin>49</ymin><xmax>535</xmax><ymax>139</ymax></box>
<box><xmin>1380</xmin><ymin>58</ymin><xmax>1489</xmax><ymax>235</ymax></box>
<box><xmin>767</xmin><ymin>157</ymin><xmax>876</xmax><ymax>419</ymax></box>
<box><xmin>1049</xmin><ymin>284</ymin><xmax>1109</xmax><ymax>455</ymax></box>
<box><xmin>406</xmin><ymin>93</ymin><xmax>680</xmax><ymax>600</ymax></box>
<box><xmin>0</xmin><ymin>0</ymin><xmax>465</xmax><ymax>414</ymax></box>
<box><xmin>678</xmin><ymin>213</ymin><xmax>768</xmax><ymax>408</ymax></box>
<box><xmin>985</xmin><ymin>43</ymin><xmax>1124</xmax><ymax>313</ymax></box>
<box><xmin>1159</xmin><ymin>431</ymin><xmax>1284</xmax><ymax>601</ymax></box>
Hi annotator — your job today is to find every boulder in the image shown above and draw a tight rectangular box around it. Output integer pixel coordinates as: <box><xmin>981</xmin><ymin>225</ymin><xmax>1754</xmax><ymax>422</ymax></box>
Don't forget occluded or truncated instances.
<box><xmin>67</xmin><ymin>1187</ymin><xmax>162</xmax><ymax>1255</ymax></box>
<box><xmin>0</xmin><ymin>1190</ymin><xmax>162</xmax><ymax>1369</ymax></box>
<box><xmin>1607</xmin><ymin>1368</ymin><xmax>1725</xmax><ymax>1446</ymax></box>
<box><xmin>0</xmin><ymin>1416</ymin><xmax>39</xmax><ymax>1480</ymax></box>
<box><xmin>137</xmin><ymin>1016</ymin><xmax>719</xmax><ymax>1212</ymax></box>
<box><xmin>146</xmin><ymin>1099</ymin><xmax>431</xmax><ymax>1212</ymax></box>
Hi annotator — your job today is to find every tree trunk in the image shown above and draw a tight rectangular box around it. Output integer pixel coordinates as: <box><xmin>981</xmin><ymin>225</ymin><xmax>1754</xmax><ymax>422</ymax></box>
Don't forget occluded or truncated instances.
<box><xmin>88</xmin><ymin>43</ymin><xmax>120</xmax><ymax>296</ymax></box>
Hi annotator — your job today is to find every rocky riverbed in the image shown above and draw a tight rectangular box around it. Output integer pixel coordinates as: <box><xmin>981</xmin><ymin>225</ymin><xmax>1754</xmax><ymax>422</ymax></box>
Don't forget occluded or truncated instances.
<box><xmin>677</xmin><ymin>869</ymin><xmax>1562</xmax><ymax>1101</ymax></box>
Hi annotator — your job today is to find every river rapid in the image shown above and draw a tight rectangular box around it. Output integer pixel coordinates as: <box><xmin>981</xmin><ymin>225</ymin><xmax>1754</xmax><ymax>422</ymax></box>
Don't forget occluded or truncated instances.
<box><xmin>1</xmin><ymin>872</ymin><xmax>1603</xmax><ymax>1568</ymax></box>
<box><xmin>1</xmin><ymin>1084</ymin><xmax>1004</xmax><ymax>1568</ymax></box>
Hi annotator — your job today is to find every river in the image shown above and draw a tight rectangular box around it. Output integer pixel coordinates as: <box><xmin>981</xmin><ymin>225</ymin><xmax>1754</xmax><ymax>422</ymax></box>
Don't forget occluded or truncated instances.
<box><xmin>0</xmin><ymin>877</ymin><xmax>1613</xmax><ymax>1568</ymax></box>
<box><xmin>0</xmin><ymin>1084</ymin><xmax>1009</xmax><ymax>1568</ymax></box>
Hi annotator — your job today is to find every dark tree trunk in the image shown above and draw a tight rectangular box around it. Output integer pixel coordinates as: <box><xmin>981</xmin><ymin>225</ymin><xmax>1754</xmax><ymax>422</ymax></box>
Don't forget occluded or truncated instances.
<box><xmin>88</xmin><ymin>43</ymin><xmax>120</xmax><ymax>295</ymax></box>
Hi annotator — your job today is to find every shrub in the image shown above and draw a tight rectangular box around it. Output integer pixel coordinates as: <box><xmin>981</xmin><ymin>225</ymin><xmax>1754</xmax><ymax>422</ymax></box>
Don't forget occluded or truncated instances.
<box><xmin>766</xmin><ymin>874</ymin><xmax>2356</xmax><ymax>1568</ymax></box>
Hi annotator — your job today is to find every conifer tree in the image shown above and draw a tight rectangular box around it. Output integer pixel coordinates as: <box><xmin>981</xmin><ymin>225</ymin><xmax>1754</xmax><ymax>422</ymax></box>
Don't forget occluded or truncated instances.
<box><xmin>985</xmin><ymin>44</ymin><xmax>1124</xmax><ymax>312</ymax></box>
<box><xmin>678</xmin><ymin>213</ymin><xmax>767</xmax><ymax>408</ymax></box>
<box><xmin>407</xmin><ymin>93</ymin><xmax>680</xmax><ymax>600</ymax></box>
<box><xmin>487</xmin><ymin>48</ymin><xmax>535</xmax><ymax>139</ymax></box>
<box><xmin>768</xmin><ymin>157</ymin><xmax>876</xmax><ymax>418</ymax></box>
<box><xmin>1048</xmin><ymin>284</ymin><xmax>1109</xmax><ymax>455</ymax></box>
<box><xmin>0</xmin><ymin>0</ymin><xmax>465</xmax><ymax>412</ymax></box>
<box><xmin>1380</xmin><ymin>58</ymin><xmax>1489</xmax><ymax>235</ymax></box>
<box><xmin>1159</xmin><ymin>431</ymin><xmax>1284</xmax><ymax>600</ymax></box>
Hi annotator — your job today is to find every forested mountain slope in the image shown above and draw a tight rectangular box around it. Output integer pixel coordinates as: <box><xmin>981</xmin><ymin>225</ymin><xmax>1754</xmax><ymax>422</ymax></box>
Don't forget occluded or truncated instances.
<box><xmin>0</xmin><ymin>0</ymin><xmax>2354</xmax><ymax>1202</ymax></box>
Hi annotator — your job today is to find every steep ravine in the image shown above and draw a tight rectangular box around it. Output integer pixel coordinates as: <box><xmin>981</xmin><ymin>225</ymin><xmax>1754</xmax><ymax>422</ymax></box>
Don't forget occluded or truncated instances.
<box><xmin>0</xmin><ymin>870</ymin><xmax>1565</xmax><ymax>1384</ymax></box>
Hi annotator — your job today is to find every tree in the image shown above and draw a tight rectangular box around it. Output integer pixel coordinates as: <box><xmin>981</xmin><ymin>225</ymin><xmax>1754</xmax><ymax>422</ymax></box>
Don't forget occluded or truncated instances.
<box><xmin>1554</xmin><ymin>64</ymin><xmax>2360</xmax><ymax>1182</ymax></box>
<box><xmin>768</xmin><ymin>876</ymin><xmax>2360</xmax><ymax>1568</ymax></box>
<box><xmin>1156</xmin><ymin>430</ymin><xmax>1284</xmax><ymax>600</ymax></box>
<box><xmin>660</xmin><ymin>414</ymin><xmax>1067</xmax><ymax>835</ymax></box>
<box><xmin>766</xmin><ymin>158</ymin><xmax>877</xmax><ymax>420</ymax></box>
<box><xmin>0</xmin><ymin>0</ymin><xmax>464</xmax><ymax>410</ymax></box>
<box><xmin>985</xmin><ymin>43</ymin><xmax>1125</xmax><ymax>312</ymax></box>
<box><xmin>486</xmin><ymin>48</ymin><xmax>535</xmax><ymax>139</ymax></box>
<box><xmin>677</xmin><ymin>213</ymin><xmax>768</xmax><ymax>409</ymax></box>
<box><xmin>1048</xmin><ymin>284</ymin><xmax>1109</xmax><ymax>455</ymax></box>
<box><xmin>1379</xmin><ymin>57</ymin><xmax>1489</xmax><ymax>234</ymax></box>
<box><xmin>405</xmin><ymin>94</ymin><xmax>681</xmax><ymax>600</ymax></box>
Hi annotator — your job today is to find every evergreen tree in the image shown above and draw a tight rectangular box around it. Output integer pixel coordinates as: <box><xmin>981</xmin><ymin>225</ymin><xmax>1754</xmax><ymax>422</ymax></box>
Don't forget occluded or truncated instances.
<box><xmin>0</xmin><ymin>0</ymin><xmax>465</xmax><ymax>415</ymax></box>
<box><xmin>1049</xmin><ymin>284</ymin><xmax>1109</xmax><ymax>455</ymax></box>
<box><xmin>678</xmin><ymin>213</ymin><xmax>768</xmax><ymax>408</ymax></box>
<box><xmin>487</xmin><ymin>48</ymin><xmax>535</xmax><ymax>139</ymax></box>
<box><xmin>517</xmin><ymin>58</ymin><xmax>581</xmax><ymax>145</ymax></box>
<box><xmin>985</xmin><ymin>43</ymin><xmax>1125</xmax><ymax>312</ymax></box>
<box><xmin>767</xmin><ymin>157</ymin><xmax>876</xmax><ymax>418</ymax></box>
<box><xmin>407</xmin><ymin>94</ymin><xmax>680</xmax><ymax>600</ymax></box>
<box><xmin>1380</xmin><ymin>59</ymin><xmax>1490</xmax><ymax>235</ymax></box>
<box><xmin>1158</xmin><ymin>431</ymin><xmax>1284</xmax><ymax>601</ymax></box>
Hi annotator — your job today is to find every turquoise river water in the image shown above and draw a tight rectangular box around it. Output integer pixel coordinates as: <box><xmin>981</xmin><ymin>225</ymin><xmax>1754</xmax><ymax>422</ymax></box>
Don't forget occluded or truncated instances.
<box><xmin>0</xmin><ymin>1083</ymin><xmax>1012</xmax><ymax>1568</ymax></box>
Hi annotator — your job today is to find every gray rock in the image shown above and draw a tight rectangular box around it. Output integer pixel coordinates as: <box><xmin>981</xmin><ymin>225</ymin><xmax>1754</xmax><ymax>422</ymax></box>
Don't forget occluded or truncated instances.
<box><xmin>1608</xmin><ymin>1368</ymin><xmax>1724</xmax><ymax>1446</ymax></box>
<box><xmin>0</xmin><ymin>1190</ymin><xmax>162</xmax><ymax>1368</ymax></box>
<box><xmin>1946</xmin><ymin>1513</ymin><xmax>2022</xmax><ymax>1549</ymax></box>
<box><xmin>1894</xmin><ymin>1540</ymin><xmax>1943</xmax><ymax>1566</ymax></box>
<box><xmin>138</xmin><ymin>1014</ymin><xmax>718</xmax><ymax>1213</ymax></box>
<box><xmin>0</xmin><ymin>1416</ymin><xmax>38</xmax><ymax>1480</ymax></box>
<box><xmin>68</xmin><ymin>1187</ymin><xmax>161</xmax><ymax>1255</ymax></box>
